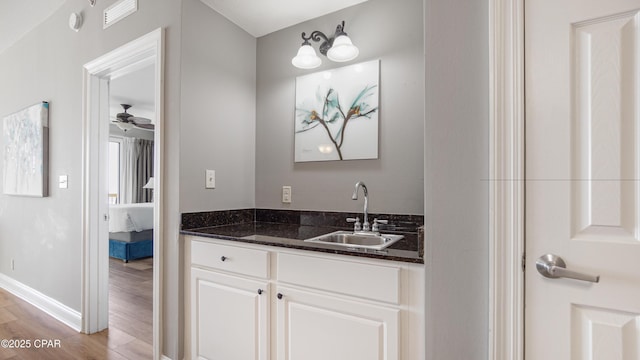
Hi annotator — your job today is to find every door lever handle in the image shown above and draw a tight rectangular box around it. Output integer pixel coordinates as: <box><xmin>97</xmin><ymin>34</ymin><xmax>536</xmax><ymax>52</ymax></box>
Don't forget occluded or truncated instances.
<box><xmin>536</xmin><ymin>254</ymin><xmax>599</xmax><ymax>283</ymax></box>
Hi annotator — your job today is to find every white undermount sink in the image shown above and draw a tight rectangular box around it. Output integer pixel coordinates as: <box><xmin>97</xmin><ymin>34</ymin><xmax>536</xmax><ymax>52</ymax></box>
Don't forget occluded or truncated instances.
<box><xmin>304</xmin><ymin>231</ymin><xmax>403</xmax><ymax>250</ymax></box>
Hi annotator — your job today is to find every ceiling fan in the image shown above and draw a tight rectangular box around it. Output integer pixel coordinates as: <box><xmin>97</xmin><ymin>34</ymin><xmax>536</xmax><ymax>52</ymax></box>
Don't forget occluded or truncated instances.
<box><xmin>112</xmin><ymin>104</ymin><xmax>154</xmax><ymax>131</ymax></box>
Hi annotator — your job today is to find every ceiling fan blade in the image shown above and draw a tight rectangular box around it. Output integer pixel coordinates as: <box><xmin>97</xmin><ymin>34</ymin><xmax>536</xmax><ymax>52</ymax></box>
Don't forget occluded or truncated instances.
<box><xmin>134</xmin><ymin>123</ymin><xmax>155</xmax><ymax>131</ymax></box>
<box><xmin>129</xmin><ymin>116</ymin><xmax>152</xmax><ymax>124</ymax></box>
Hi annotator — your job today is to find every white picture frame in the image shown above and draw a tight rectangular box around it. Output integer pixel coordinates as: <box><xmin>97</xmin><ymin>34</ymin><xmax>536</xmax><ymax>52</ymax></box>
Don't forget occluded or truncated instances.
<box><xmin>294</xmin><ymin>60</ymin><xmax>379</xmax><ymax>162</ymax></box>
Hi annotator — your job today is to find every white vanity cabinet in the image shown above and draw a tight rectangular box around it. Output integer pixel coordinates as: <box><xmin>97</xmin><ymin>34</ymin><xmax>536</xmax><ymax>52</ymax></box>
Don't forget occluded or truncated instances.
<box><xmin>275</xmin><ymin>252</ymin><xmax>401</xmax><ymax>360</ymax></box>
<box><xmin>189</xmin><ymin>240</ymin><xmax>270</xmax><ymax>360</ymax></box>
<box><xmin>185</xmin><ymin>235</ymin><xmax>425</xmax><ymax>360</ymax></box>
<box><xmin>275</xmin><ymin>285</ymin><xmax>400</xmax><ymax>360</ymax></box>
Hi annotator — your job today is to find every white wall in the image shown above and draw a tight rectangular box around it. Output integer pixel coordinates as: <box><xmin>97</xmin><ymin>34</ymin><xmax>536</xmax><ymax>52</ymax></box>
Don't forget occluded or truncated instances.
<box><xmin>255</xmin><ymin>0</ymin><xmax>425</xmax><ymax>215</ymax></box>
<box><xmin>424</xmin><ymin>0</ymin><xmax>490</xmax><ymax>358</ymax></box>
<box><xmin>179</xmin><ymin>0</ymin><xmax>257</xmax><ymax>212</ymax></box>
<box><xmin>0</xmin><ymin>0</ymin><xmax>184</xmax><ymax>358</ymax></box>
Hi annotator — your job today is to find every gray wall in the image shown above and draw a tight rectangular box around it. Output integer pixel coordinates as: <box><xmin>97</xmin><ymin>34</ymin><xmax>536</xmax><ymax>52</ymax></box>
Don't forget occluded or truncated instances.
<box><xmin>179</xmin><ymin>0</ymin><xmax>257</xmax><ymax>212</ymax></box>
<box><xmin>424</xmin><ymin>0</ymin><xmax>489</xmax><ymax>358</ymax></box>
<box><xmin>0</xmin><ymin>0</ymin><xmax>183</xmax><ymax>357</ymax></box>
<box><xmin>0</xmin><ymin>0</ymin><xmax>490</xmax><ymax>359</ymax></box>
<box><xmin>255</xmin><ymin>0</ymin><xmax>424</xmax><ymax>215</ymax></box>
<box><xmin>177</xmin><ymin>4</ymin><xmax>256</xmax><ymax>355</ymax></box>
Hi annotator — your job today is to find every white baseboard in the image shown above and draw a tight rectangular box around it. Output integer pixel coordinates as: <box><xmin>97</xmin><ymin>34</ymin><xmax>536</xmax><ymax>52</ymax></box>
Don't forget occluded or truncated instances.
<box><xmin>0</xmin><ymin>273</ymin><xmax>82</xmax><ymax>332</ymax></box>
<box><xmin>161</xmin><ymin>355</ymin><xmax>172</xmax><ymax>360</ymax></box>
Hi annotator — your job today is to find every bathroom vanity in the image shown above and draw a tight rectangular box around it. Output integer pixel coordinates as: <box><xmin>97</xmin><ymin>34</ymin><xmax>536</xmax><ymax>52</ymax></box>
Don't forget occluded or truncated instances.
<box><xmin>182</xmin><ymin>209</ymin><xmax>425</xmax><ymax>360</ymax></box>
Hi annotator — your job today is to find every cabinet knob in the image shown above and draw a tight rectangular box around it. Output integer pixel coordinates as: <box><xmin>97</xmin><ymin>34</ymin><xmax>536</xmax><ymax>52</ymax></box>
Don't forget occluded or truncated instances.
<box><xmin>258</xmin><ymin>289</ymin><xmax>263</xmax><ymax>295</ymax></box>
<box><xmin>277</xmin><ymin>293</ymin><xmax>283</xmax><ymax>300</ymax></box>
<box><xmin>220</xmin><ymin>256</ymin><xmax>227</xmax><ymax>262</ymax></box>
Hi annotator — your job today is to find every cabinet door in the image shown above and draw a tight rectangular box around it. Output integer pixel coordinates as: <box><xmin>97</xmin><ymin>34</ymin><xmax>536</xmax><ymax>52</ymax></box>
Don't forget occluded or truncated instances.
<box><xmin>276</xmin><ymin>286</ymin><xmax>400</xmax><ymax>360</ymax></box>
<box><xmin>191</xmin><ymin>268</ymin><xmax>268</xmax><ymax>360</ymax></box>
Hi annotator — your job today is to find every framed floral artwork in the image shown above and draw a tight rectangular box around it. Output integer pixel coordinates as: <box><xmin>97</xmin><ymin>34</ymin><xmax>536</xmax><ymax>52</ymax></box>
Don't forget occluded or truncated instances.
<box><xmin>294</xmin><ymin>60</ymin><xmax>379</xmax><ymax>162</ymax></box>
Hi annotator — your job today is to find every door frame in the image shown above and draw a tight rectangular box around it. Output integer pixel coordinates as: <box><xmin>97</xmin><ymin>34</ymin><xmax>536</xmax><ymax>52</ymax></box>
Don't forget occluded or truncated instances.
<box><xmin>488</xmin><ymin>0</ymin><xmax>525</xmax><ymax>359</ymax></box>
<box><xmin>81</xmin><ymin>28</ymin><xmax>164</xmax><ymax>358</ymax></box>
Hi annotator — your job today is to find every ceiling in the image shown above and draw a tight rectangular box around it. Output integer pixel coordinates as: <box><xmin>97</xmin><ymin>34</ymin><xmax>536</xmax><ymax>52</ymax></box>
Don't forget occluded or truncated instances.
<box><xmin>109</xmin><ymin>63</ymin><xmax>155</xmax><ymax>137</ymax></box>
<box><xmin>190</xmin><ymin>0</ymin><xmax>368</xmax><ymax>37</ymax></box>
<box><xmin>0</xmin><ymin>0</ymin><xmax>66</xmax><ymax>55</ymax></box>
<box><xmin>0</xmin><ymin>0</ymin><xmax>368</xmax><ymax>55</ymax></box>
<box><xmin>110</xmin><ymin>63</ymin><xmax>156</xmax><ymax>122</ymax></box>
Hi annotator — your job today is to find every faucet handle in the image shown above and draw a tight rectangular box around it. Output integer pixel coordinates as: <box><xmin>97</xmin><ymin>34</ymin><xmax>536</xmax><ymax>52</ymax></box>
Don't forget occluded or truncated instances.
<box><xmin>372</xmin><ymin>219</ymin><xmax>388</xmax><ymax>232</ymax></box>
<box><xmin>346</xmin><ymin>217</ymin><xmax>362</xmax><ymax>231</ymax></box>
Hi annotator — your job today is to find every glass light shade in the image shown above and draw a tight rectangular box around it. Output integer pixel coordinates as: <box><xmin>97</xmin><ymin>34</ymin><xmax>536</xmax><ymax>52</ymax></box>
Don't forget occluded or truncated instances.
<box><xmin>116</xmin><ymin>121</ymin><xmax>134</xmax><ymax>132</ymax></box>
<box><xmin>327</xmin><ymin>35</ymin><xmax>359</xmax><ymax>62</ymax></box>
<box><xmin>292</xmin><ymin>44</ymin><xmax>322</xmax><ymax>69</ymax></box>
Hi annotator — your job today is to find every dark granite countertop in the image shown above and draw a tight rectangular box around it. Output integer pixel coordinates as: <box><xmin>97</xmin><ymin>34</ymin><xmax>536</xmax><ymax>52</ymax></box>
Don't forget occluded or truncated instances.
<box><xmin>181</xmin><ymin>221</ymin><xmax>424</xmax><ymax>264</ymax></box>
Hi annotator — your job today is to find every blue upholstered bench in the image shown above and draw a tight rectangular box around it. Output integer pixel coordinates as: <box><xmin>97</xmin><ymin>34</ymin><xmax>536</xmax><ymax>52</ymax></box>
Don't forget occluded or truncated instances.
<box><xmin>109</xmin><ymin>239</ymin><xmax>153</xmax><ymax>262</ymax></box>
<box><xmin>109</xmin><ymin>229</ymin><xmax>153</xmax><ymax>262</ymax></box>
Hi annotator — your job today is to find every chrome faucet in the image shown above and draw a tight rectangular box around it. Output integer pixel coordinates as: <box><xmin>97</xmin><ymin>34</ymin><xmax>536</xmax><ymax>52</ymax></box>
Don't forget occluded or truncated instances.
<box><xmin>352</xmin><ymin>181</ymin><xmax>370</xmax><ymax>231</ymax></box>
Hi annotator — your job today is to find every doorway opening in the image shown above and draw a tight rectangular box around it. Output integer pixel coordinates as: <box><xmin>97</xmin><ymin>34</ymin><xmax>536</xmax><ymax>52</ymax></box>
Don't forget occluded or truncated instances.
<box><xmin>81</xmin><ymin>29</ymin><xmax>164</xmax><ymax>358</ymax></box>
<box><xmin>107</xmin><ymin>62</ymin><xmax>157</xmax><ymax>351</ymax></box>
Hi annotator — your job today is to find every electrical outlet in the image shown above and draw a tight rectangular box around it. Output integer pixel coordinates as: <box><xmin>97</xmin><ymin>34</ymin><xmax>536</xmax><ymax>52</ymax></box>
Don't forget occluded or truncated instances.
<box><xmin>205</xmin><ymin>170</ymin><xmax>216</xmax><ymax>189</ymax></box>
<box><xmin>282</xmin><ymin>186</ymin><xmax>292</xmax><ymax>203</ymax></box>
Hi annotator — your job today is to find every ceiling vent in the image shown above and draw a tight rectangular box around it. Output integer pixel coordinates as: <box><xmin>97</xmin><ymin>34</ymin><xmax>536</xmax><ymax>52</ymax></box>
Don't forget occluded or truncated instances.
<box><xmin>103</xmin><ymin>0</ymin><xmax>137</xmax><ymax>29</ymax></box>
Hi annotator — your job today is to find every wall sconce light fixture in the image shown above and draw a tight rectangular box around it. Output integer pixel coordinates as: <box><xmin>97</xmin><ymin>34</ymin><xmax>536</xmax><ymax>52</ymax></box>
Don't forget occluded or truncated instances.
<box><xmin>292</xmin><ymin>21</ymin><xmax>359</xmax><ymax>69</ymax></box>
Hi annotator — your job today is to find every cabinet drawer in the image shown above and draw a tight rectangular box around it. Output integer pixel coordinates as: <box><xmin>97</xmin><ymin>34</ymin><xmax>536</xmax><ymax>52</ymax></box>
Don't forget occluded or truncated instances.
<box><xmin>191</xmin><ymin>240</ymin><xmax>270</xmax><ymax>278</ymax></box>
<box><xmin>278</xmin><ymin>252</ymin><xmax>401</xmax><ymax>304</ymax></box>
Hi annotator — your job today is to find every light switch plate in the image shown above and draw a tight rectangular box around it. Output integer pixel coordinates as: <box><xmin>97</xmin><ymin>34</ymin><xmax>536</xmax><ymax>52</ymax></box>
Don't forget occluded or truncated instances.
<box><xmin>205</xmin><ymin>170</ymin><xmax>215</xmax><ymax>189</ymax></box>
<box><xmin>59</xmin><ymin>175</ymin><xmax>68</xmax><ymax>189</ymax></box>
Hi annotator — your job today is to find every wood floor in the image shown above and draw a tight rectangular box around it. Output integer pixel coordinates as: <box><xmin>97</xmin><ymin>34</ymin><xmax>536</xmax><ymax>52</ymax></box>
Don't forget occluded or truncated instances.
<box><xmin>0</xmin><ymin>257</ymin><xmax>153</xmax><ymax>360</ymax></box>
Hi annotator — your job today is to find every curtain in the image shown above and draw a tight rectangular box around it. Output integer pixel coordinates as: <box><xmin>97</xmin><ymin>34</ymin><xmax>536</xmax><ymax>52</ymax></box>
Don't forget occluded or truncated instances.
<box><xmin>120</xmin><ymin>138</ymin><xmax>154</xmax><ymax>204</ymax></box>
<box><xmin>136</xmin><ymin>139</ymin><xmax>154</xmax><ymax>203</ymax></box>
<box><xmin>120</xmin><ymin>138</ymin><xmax>136</xmax><ymax>204</ymax></box>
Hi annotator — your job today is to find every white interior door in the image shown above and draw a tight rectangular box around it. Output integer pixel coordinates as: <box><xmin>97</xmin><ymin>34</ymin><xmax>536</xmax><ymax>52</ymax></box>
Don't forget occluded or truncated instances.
<box><xmin>526</xmin><ymin>1</ymin><xmax>640</xmax><ymax>358</ymax></box>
